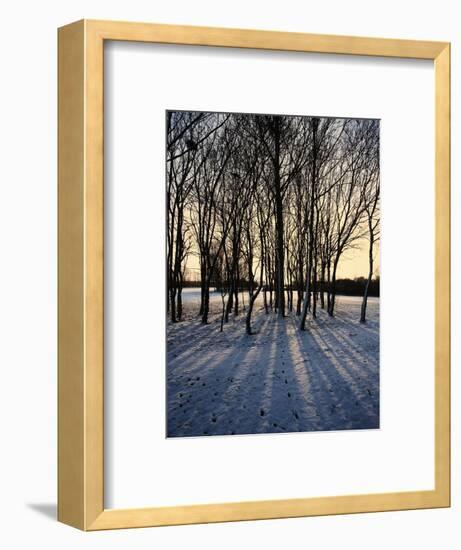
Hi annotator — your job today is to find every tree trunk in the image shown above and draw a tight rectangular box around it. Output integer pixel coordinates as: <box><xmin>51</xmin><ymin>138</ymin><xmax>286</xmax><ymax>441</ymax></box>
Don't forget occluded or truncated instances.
<box><xmin>300</xmin><ymin>269</ymin><xmax>311</xmax><ymax>331</ymax></box>
<box><xmin>169</xmin><ymin>287</ymin><xmax>177</xmax><ymax>323</ymax></box>
<box><xmin>220</xmin><ymin>293</ymin><xmax>226</xmax><ymax>332</ymax></box>
<box><xmin>199</xmin><ymin>262</ymin><xmax>206</xmax><ymax>316</ymax></box>
<box><xmin>328</xmin><ymin>259</ymin><xmax>339</xmax><ymax>317</ymax></box>
<box><xmin>273</xmin><ymin>120</ymin><xmax>285</xmax><ymax>319</ymax></box>
<box><xmin>312</xmin><ymin>265</ymin><xmax>317</xmax><ymax>319</ymax></box>
<box><xmin>225</xmin><ymin>280</ymin><xmax>233</xmax><ymax>322</ymax></box>
<box><xmin>177</xmin><ymin>288</ymin><xmax>183</xmax><ymax>321</ymax></box>
<box><xmin>360</xmin><ymin>233</ymin><xmax>374</xmax><ymax>323</ymax></box>
<box><xmin>300</xmin><ymin>118</ymin><xmax>319</xmax><ymax>331</ymax></box>
<box><xmin>201</xmin><ymin>284</ymin><xmax>210</xmax><ymax>324</ymax></box>
<box><xmin>319</xmin><ymin>263</ymin><xmax>325</xmax><ymax>309</ymax></box>
<box><xmin>296</xmin><ymin>290</ymin><xmax>302</xmax><ymax>316</ymax></box>
<box><xmin>296</xmin><ymin>263</ymin><xmax>303</xmax><ymax>316</ymax></box>
<box><xmin>234</xmin><ymin>286</ymin><xmax>239</xmax><ymax>316</ymax></box>
<box><xmin>246</xmin><ymin>287</ymin><xmax>262</xmax><ymax>335</ymax></box>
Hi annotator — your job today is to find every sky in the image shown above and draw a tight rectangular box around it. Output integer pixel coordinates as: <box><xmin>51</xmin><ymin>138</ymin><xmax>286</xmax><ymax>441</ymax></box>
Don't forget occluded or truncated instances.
<box><xmin>170</xmin><ymin>111</ymin><xmax>380</xmax><ymax>284</ymax></box>
<box><xmin>183</xmin><ymin>236</ymin><xmax>380</xmax><ymax>283</ymax></box>
<box><xmin>333</xmin><ymin>237</ymin><xmax>380</xmax><ymax>279</ymax></box>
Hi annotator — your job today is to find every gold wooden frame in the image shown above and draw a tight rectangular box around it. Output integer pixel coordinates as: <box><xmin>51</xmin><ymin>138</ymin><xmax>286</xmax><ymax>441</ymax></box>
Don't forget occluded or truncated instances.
<box><xmin>58</xmin><ymin>19</ymin><xmax>451</xmax><ymax>530</ymax></box>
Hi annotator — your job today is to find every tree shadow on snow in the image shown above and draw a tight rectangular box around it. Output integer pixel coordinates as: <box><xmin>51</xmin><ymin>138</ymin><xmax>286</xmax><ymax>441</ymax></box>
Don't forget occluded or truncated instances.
<box><xmin>167</xmin><ymin>300</ymin><xmax>379</xmax><ymax>437</ymax></box>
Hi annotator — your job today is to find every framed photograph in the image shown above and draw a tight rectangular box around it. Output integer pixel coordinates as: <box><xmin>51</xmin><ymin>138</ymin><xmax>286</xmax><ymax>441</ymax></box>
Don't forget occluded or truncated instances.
<box><xmin>58</xmin><ymin>20</ymin><xmax>450</xmax><ymax>530</ymax></box>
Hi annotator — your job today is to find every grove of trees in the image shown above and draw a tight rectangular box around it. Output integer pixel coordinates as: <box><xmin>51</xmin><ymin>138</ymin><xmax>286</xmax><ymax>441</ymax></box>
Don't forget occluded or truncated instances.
<box><xmin>167</xmin><ymin>110</ymin><xmax>380</xmax><ymax>335</ymax></box>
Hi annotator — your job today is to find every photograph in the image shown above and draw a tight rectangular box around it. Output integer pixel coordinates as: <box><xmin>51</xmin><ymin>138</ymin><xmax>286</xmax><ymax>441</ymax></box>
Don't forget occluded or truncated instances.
<box><xmin>166</xmin><ymin>110</ymin><xmax>380</xmax><ymax>438</ymax></box>
<box><xmin>0</xmin><ymin>0</ymin><xmax>451</xmax><ymax>540</ymax></box>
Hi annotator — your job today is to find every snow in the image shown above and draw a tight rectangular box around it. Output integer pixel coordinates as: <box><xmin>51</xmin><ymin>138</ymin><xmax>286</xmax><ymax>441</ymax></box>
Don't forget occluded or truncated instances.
<box><xmin>167</xmin><ymin>290</ymin><xmax>379</xmax><ymax>437</ymax></box>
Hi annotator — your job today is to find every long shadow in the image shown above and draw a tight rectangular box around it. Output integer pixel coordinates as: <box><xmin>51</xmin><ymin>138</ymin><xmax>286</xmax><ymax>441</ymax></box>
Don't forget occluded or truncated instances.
<box><xmin>167</xmin><ymin>302</ymin><xmax>264</xmax><ymax>380</ymax></box>
<box><xmin>265</xmin><ymin>319</ymin><xmax>318</xmax><ymax>432</ymax></box>
<box><xmin>168</xmin><ymin>322</ymin><xmax>246</xmax><ymax>378</ymax></box>
<box><xmin>308</xmin><ymin>326</ymin><xmax>379</xmax><ymax>427</ymax></box>
<box><xmin>170</xmin><ymin>338</ymin><xmax>261</xmax><ymax>435</ymax></box>
<box><xmin>292</xmin><ymin>326</ymin><xmax>354</xmax><ymax>428</ymax></box>
<box><xmin>312</xmin><ymin>325</ymin><xmax>378</xmax><ymax>385</ymax></box>
<box><xmin>251</xmin><ymin>318</ymin><xmax>304</xmax><ymax>434</ymax></box>
<box><xmin>168</xmin><ymin>299</ymin><xmax>379</xmax><ymax>437</ymax></box>
<box><xmin>167</xmin><ymin>293</ymin><xmax>267</xmax><ymax>363</ymax></box>
<box><xmin>167</xmin><ymin>318</ymin><xmax>225</xmax><ymax>364</ymax></box>
<box><xmin>222</xmin><ymin>317</ymin><xmax>280</xmax><ymax>435</ymax></box>
<box><xmin>318</xmin><ymin>323</ymin><xmax>379</xmax><ymax>380</ymax></box>
<box><xmin>328</xmin><ymin>309</ymin><xmax>379</xmax><ymax>337</ymax></box>
<box><xmin>310</xmin><ymin>302</ymin><xmax>379</xmax><ymax>373</ymax></box>
<box><xmin>167</xmin><ymin>303</ymin><xmax>259</xmax><ymax>369</ymax></box>
<box><xmin>287</xmin><ymin>316</ymin><xmax>378</xmax><ymax>431</ymax></box>
<box><xmin>167</xmin><ymin>311</ymin><xmax>275</xmax><ymax>436</ymax></box>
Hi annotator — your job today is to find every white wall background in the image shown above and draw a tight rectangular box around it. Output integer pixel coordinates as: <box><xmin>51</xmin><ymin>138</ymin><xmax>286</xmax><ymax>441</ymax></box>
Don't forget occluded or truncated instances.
<box><xmin>0</xmin><ymin>1</ymin><xmax>458</xmax><ymax>548</ymax></box>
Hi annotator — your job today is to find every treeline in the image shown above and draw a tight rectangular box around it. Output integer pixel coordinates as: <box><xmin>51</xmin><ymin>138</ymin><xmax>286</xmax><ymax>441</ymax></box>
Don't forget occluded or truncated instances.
<box><xmin>167</xmin><ymin>111</ymin><xmax>380</xmax><ymax>334</ymax></box>
<box><xmin>212</xmin><ymin>277</ymin><xmax>379</xmax><ymax>297</ymax></box>
<box><xmin>327</xmin><ymin>277</ymin><xmax>379</xmax><ymax>297</ymax></box>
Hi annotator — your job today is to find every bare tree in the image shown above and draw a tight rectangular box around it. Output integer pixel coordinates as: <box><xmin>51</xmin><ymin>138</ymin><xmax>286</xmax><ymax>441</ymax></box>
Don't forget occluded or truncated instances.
<box><xmin>327</xmin><ymin>119</ymin><xmax>378</xmax><ymax>316</ymax></box>
<box><xmin>360</xmin><ymin>125</ymin><xmax>380</xmax><ymax>322</ymax></box>
<box><xmin>300</xmin><ymin>118</ymin><xmax>347</xmax><ymax>329</ymax></box>
<box><xmin>167</xmin><ymin>111</ymin><xmax>380</xmax><ymax>335</ymax></box>
<box><xmin>243</xmin><ymin>177</ymin><xmax>272</xmax><ymax>335</ymax></box>
<box><xmin>256</xmin><ymin>115</ymin><xmax>309</xmax><ymax>318</ymax></box>
<box><xmin>167</xmin><ymin>111</ymin><xmax>204</xmax><ymax>322</ymax></box>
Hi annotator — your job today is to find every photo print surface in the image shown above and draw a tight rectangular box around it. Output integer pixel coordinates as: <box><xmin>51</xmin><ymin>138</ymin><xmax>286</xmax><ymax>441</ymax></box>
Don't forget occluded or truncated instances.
<box><xmin>166</xmin><ymin>110</ymin><xmax>380</xmax><ymax>438</ymax></box>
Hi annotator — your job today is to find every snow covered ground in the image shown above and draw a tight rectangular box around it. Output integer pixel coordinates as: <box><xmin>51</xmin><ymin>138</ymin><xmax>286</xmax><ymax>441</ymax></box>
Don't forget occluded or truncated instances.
<box><xmin>167</xmin><ymin>289</ymin><xmax>379</xmax><ymax>437</ymax></box>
